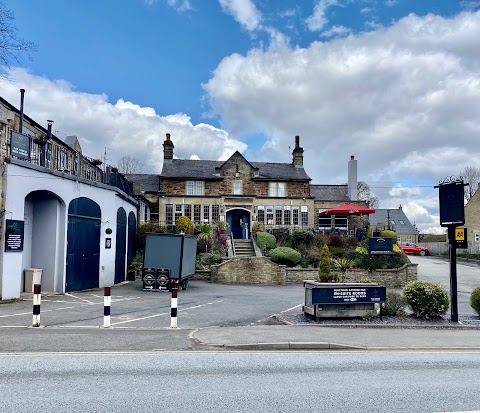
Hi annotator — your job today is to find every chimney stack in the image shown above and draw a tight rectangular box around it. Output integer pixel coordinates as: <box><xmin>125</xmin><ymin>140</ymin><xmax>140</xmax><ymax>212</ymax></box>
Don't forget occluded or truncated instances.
<box><xmin>292</xmin><ymin>135</ymin><xmax>304</xmax><ymax>168</ymax></box>
<box><xmin>163</xmin><ymin>133</ymin><xmax>174</xmax><ymax>163</ymax></box>
<box><xmin>348</xmin><ymin>155</ymin><xmax>358</xmax><ymax>201</ymax></box>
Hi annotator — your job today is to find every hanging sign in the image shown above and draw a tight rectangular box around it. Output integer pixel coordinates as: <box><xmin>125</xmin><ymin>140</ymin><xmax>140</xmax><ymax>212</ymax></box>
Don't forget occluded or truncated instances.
<box><xmin>10</xmin><ymin>131</ymin><xmax>31</xmax><ymax>160</ymax></box>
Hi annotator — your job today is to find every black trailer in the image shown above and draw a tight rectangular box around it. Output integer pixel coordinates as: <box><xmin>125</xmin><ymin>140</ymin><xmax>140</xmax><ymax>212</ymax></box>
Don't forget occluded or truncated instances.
<box><xmin>142</xmin><ymin>233</ymin><xmax>197</xmax><ymax>291</ymax></box>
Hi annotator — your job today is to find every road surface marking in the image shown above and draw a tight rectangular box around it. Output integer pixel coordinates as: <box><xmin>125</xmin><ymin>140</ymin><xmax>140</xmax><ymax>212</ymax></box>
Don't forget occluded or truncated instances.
<box><xmin>110</xmin><ymin>300</ymin><xmax>223</xmax><ymax>326</ymax></box>
<box><xmin>64</xmin><ymin>293</ymin><xmax>95</xmax><ymax>304</ymax></box>
<box><xmin>280</xmin><ymin>304</ymin><xmax>302</xmax><ymax>313</ymax></box>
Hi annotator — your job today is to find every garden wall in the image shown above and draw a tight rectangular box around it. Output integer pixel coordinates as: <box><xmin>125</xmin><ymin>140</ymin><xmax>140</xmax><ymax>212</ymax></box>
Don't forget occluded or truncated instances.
<box><xmin>286</xmin><ymin>263</ymin><xmax>418</xmax><ymax>288</ymax></box>
<box><xmin>207</xmin><ymin>258</ymin><xmax>417</xmax><ymax>288</ymax></box>
<box><xmin>211</xmin><ymin>257</ymin><xmax>286</xmax><ymax>285</ymax></box>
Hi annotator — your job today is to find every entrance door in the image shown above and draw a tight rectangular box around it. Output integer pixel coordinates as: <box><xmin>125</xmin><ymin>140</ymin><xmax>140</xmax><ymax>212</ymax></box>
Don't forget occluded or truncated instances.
<box><xmin>227</xmin><ymin>209</ymin><xmax>250</xmax><ymax>239</ymax></box>
<box><xmin>66</xmin><ymin>198</ymin><xmax>101</xmax><ymax>292</ymax></box>
<box><xmin>115</xmin><ymin>207</ymin><xmax>127</xmax><ymax>284</ymax></box>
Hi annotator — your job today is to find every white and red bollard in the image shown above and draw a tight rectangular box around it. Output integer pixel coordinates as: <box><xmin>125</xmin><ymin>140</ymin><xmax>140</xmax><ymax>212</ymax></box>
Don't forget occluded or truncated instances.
<box><xmin>170</xmin><ymin>280</ymin><xmax>179</xmax><ymax>328</ymax></box>
<box><xmin>104</xmin><ymin>286</ymin><xmax>111</xmax><ymax>328</ymax></box>
<box><xmin>32</xmin><ymin>284</ymin><xmax>41</xmax><ymax>327</ymax></box>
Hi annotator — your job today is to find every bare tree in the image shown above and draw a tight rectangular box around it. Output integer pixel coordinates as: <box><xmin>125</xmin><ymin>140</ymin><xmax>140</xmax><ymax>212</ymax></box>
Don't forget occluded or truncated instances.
<box><xmin>0</xmin><ymin>1</ymin><xmax>36</xmax><ymax>78</ymax></box>
<box><xmin>117</xmin><ymin>155</ymin><xmax>147</xmax><ymax>174</ymax></box>
<box><xmin>357</xmin><ymin>180</ymin><xmax>379</xmax><ymax>208</ymax></box>
<box><xmin>459</xmin><ymin>166</ymin><xmax>480</xmax><ymax>202</ymax></box>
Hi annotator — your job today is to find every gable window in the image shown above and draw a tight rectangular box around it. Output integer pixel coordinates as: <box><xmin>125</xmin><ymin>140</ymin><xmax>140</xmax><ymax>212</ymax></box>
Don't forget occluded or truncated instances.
<box><xmin>266</xmin><ymin>206</ymin><xmax>274</xmax><ymax>225</ymax></box>
<box><xmin>399</xmin><ymin>220</ymin><xmax>405</xmax><ymax>225</ymax></box>
<box><xmin>269</xmin><ymin>182</ymin><xmax>286</xmax><ymax>197</ymax></box>
<box><xmin>275</xmin><ymin>206</ymin><xmax>282</xmax><ymax>225</ymax></box>
<box><xmin>284</xmin><ymin>206</ymin><xmax>291</xmax><ymax>225</ymax></box>
<box><xmin>292</xmin><ymin>207</ymin><xmax>299</xmax><ymax>225</ymax></box>
<box><xmin>186</xmin><ymin>181</ymin><xmax>204</xmax><ymax>196</ymax></box>
<box><xmin>212</xmin><ymin>205</ymin><xmax>220</xmax><ymax>222</ymax></box>
<box><xmin>301</xmin><ymin>206</ymin><xmax>308</xmax><ymax>225</ymax></box>
<box><xmin>258</xmin><ymin>206</ymin><xmax>265</xmax><ymax>222</ymax></box>
<box><xmin>233</xmin><ymin>181</ymin><xmax>242</xmax><ymax>195</ymax></box>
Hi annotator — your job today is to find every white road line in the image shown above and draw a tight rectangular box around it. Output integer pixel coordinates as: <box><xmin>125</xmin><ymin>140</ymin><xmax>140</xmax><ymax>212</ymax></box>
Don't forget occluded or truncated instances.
<box><xmin>64</xmin><ymin>293</ymin><xmax>95</xmax><ymax>304</ymax></box>
<box><xmin>280</xmin><ymin>304</ymin><xmax>302</xmax><ymax>313</ymax></box>
<box><xmin>110</xmin><ymin>300</ymin><xmax>223</xmax><ymax>326</ymax></box>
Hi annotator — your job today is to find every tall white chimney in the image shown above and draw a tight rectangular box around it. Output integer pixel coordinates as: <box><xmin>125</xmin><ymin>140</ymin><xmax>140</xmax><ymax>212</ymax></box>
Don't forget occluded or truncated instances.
<box><xmin>348</xmin><ymin>155</ymin><xmax>358</xmax><ymax>201</ymax></box>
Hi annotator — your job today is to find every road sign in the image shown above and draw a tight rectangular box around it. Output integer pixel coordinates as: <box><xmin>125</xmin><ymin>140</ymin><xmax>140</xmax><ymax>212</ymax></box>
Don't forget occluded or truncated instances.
<box><xmin>455</xmin><ymin>227</ymin><xmax>467</xmax><ymax>249</ymax></box>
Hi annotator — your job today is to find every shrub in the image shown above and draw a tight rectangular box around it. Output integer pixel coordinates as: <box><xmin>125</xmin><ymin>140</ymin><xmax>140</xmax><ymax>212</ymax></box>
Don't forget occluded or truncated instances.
<box><xmin>136</xmin><ymin>222</ymin><xmax>167</xmax><ymax>252</ymax></box>
<box><xmin>332</xmin><ymin>257</ymin><xmax>353</xmax><ymax>281</ymax></box>
<box><xmin>354</xmin><ymin>277</ymin><xmax>372</xmax><ymax>283</ymax></box>
<box><xmin>175</xmin><ymin>216</ymin><xmax>194</xmax><ymax>235</ymax></box>
<box><xmin>201</xmin><ymin>253</ymin><xmax>223</xmax><ymax>266</ymax></box>
<box><xmin>346</xmin><ymin>237</ymin><xmax>359</xmax><ymax>248</ymax></box>
<box><xmin>319</xmin><ymin>244</ymin><xmax>337</xmax><ymax>282</ymax></box>
<box><xmin>252</xmin><ymin>221</ymin><xmax>264</xmax><ymax>233</ymax></box>
<box><xmin>268</xmin><ymin>247</ymin><xmax>302</xmax><ymax>267</ymax></box>
<box><xmin>383</xmin><ymin>290</ymin><xmax>407</xmax><ymax>316</ymax></box>
<box><xmin>305</xmin><ymin>248</ymin><xmax>321</xmax><ymax>268</ymax></box>
<box><xmin>291</xmin><ymin>231</ymin><xmax>315</xmax><ymax>248</ymax></box>
<box><xmin>328</xmin><ymin>234</ymin><xmax>346</xmax><ymax>248</ymax></box>
<box><xmin>256</xmin><ymin>231</ymin><xmax>276</xmax><ymax>251</ymax></box>
<box><xmin>379</xmin><ymin>230</ymin><xmax>398</xmax><ymax>244</ymax></box>
<box><xmin>471</xmin><ymin>287</ymin><xmax>480</xmax><ymax>316</ymax></box>
<box><xmin>404</xmin><ymin>281</ymin><xmax>449</xmax><ymax>319</ymax></box>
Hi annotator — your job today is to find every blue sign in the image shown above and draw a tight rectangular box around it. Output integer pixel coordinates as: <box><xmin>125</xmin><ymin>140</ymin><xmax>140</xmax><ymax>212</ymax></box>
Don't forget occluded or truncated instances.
<box><xmin>312</xmin><ymin>286</ymin><xmax>386</xmax><ymax>305</ymax></box>
<box><xmin>369</xmin><ymin>237</ymin><xmax>393</xmax><ymax>255</ymax></box>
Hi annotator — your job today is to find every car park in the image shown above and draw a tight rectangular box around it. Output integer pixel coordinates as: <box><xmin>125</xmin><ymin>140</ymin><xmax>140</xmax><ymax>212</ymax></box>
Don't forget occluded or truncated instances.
<box><xmin>398</xmin><ymin>242</ymin><xmax>430</xmax><ymax>256</ymax></box>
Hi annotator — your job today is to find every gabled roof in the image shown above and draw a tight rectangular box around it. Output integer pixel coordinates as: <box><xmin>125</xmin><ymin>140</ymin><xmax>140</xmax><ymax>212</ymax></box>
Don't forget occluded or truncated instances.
<box><xmin>125</xmin><ymin>174</ymin><xmax>160</xmax><ymax>193</ymax></box>
<box><xmin>215</xmin><ymin>150</ymin><xmax>258</xmax><ymax>174</ymax></box>
<box><xmin>309</xmin><ymin>185</ymin><xmax>349</xmax><ymax>201</ymax></box>
<box><xmin>369</xmin><ymin>208</ymin><xmax>417</xmax><ymax>235</ymax></box>
<box><xmin>160</xmin><ymin>159</ymin><xmax>311</xmax><ymax>181</ymax></box>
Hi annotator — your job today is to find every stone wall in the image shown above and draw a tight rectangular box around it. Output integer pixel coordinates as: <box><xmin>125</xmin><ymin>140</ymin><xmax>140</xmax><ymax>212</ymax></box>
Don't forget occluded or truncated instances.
<box><xmin>207</xmin><ymin>257</ymin><xmax>417</xmax><ymax>288</ymax></box>
<box><xmin>211</xmin><ymin>257</ymin><xmax>286</xmax><ymax>285</ymax></box>
<box><xmin>286</xmin><ymin>264</ymin><xmax>417</xmax><ymax>288</ymax></box>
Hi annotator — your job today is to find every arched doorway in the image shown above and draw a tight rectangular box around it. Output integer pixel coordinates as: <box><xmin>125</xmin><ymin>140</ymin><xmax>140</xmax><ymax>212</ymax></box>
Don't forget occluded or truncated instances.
<box><xmin>226</xmin><ymin>208</ymin><xmax>251</xmax><ymax>239</ymax></box>
<box><xmin>24</xmin><ymin>190</ymin><xmax>66</xmax><ymax>292</ymax></box>
<box><xmin>66</xmin><ymin>197</ymin><xmax>101</xmax><ymax>292</ymax></box>
<box><xmin>115</xmin><ymin>207</ymin><xmax>127</xmax><ymax>284</ymax></box>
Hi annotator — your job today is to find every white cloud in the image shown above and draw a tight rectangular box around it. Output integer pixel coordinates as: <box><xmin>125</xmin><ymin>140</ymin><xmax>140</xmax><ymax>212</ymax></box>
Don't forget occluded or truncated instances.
<box><xmin>166</xmin><ymin>0</ymin><xmax>192</xmax><ymax>12</ymax></box>
<box><xmin>204</xmin><ymin>11</ymin><xmax>480</xmax><ymax>232</ymax></box>
<box><xmin>306</xmin><ymin>0</ymin><xmax>340</xmax><ymax>32</ymax></box>
<box><xmin>321</xmin><ymin>25</ymin><xmax>352</xmax><ymax>38</ymax></box>
<box><xmin>218</xmin><ymin>0</ymin><xmax>262</xmax><ymax>32</ymax></box>
<box><xmin>0</xmin><ymin>68</ymin><xmax>246</xmax><ymax>172</ymax></box>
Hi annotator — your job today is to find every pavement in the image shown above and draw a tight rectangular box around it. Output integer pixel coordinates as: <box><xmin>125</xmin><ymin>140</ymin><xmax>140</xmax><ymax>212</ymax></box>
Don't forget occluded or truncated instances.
<box><xmin>191</xmin><ymin>322</ymin><xmax>480</xmax><ymax>351</ymax></box>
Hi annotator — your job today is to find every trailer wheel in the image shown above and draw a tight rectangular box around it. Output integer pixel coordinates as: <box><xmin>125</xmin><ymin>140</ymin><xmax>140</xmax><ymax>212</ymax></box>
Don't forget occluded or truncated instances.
<box><xmin>181</xmin><ymin>280</ymin><xmax>188</xmax><ymax>290</ymax></box>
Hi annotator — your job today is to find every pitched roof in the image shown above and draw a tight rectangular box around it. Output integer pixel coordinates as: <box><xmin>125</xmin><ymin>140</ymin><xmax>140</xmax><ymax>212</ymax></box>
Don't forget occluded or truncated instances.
<box><xmin>309</xmin><ymin>185</ymin><xmax>349</xmax><ymax>201</ymax></box>
<box><xmin>125</xmin><ymin>174</ymin><xmax>160</xmax><ymax>193</ymax></box>
<box><xmin>160</xmin><ymin>159</ymin><xmax>311</xmax><ymax>181</ymax></box>
<box><xmin>369</xmin><ymin>208</ymin><xmax>417</xmax><ymax>235</ymax></box>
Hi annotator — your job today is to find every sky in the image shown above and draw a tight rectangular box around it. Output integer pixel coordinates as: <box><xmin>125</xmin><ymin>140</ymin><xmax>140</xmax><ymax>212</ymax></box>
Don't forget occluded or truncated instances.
<box><xmin>1</xmin><ymin>0</ymin><xmax>480</xmax><ymax>234</ymax></box>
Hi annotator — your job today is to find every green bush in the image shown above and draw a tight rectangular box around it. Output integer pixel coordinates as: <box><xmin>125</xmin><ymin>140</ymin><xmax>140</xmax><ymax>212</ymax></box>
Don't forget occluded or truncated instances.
<box><xmin>200</xmin><ymin>253</ymin><xmax>223</xmax><ymax>267</ymax></box>
<box><xmin>328</xmin><ymin>234</ymin><xmax>346</xmax><ymax>248</ymax></box>
<box><xmin>175</xmin><ymin>216</ymin><xmax>194</xmax><ymax>235</ymax></box>
<box><xmin>291</xmin><ymin>231</ymin><xmax>315</xmax><ymax>248</ymax></box>
<box><xmin>256</xmin><ymin>231</ymin><xmax>276</xmax><ymax>251</ymax></box>
<box><xmin>404</xmin><ymin>281</ymin><xmax>449</xmax><ymax>319</ymax></box>
<box><xmin>305</xmin><ymin>248</ymin><xmax>321</xmax><ymax>268</ymax></box>
<box><xmin>470</xmin><ymin>287</ymin><xmax>480</xmax><ymax>316</ymax></box>
<box><xmin>383</xmin><ymin>290</ymin><xmax>407</xmax><ymax>316</ymax></box>
<box><xmin>379</xmin><ymin>230</ymin><xmax>398</xmax><ymax>244</ymax></box>
<box><xmin>268</xmin><ymin>247</ymin><xmax>302</xmax><ymax>267</ymax></box>
<box><xmin>319</xmin><ymin>244</ymin><xmax>337</xmax><ymax>282</ymax></box>
<box><xmin>353</xmin><ymin>252</ymin><xmax>407</xmax><ymax>270</ymax></box>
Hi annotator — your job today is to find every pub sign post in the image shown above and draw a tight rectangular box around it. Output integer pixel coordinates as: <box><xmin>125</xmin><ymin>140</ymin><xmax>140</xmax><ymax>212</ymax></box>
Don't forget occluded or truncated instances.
<box><xmin>435</xmin><ymin>177</ymin><xmax>468</xmax><ymax>323</ymax></box>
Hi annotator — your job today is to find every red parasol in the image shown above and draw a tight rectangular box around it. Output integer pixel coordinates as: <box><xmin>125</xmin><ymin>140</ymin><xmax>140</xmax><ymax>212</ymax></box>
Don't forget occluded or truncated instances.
<box><xmin>320</xmin><ymin>203</ymin><xmax>375</xmax><ymax>216</ymax></box>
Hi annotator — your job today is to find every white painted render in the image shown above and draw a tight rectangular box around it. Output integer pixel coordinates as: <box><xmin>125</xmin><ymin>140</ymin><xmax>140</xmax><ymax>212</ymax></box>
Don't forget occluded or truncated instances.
<box><xmin>1</xmin><ymin>162</ymin><xmax>137</xmax><ymax>300</ymax></box>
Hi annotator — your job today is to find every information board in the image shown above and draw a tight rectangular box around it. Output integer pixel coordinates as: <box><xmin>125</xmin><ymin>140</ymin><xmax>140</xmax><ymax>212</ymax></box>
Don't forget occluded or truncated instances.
<box><xmin>369</xmin><ymin>237</ymin><xmax>393</xmax><ymax>255</ymax></box>
<box><xmin>312</xmin><ymin>286</ymin><xmax>386</xmax><ymax>305</ymax></box>
<box><xmin>5</xmin><ymin>220</ymin><xmax>24</xmax><ymax>252</ymax></box>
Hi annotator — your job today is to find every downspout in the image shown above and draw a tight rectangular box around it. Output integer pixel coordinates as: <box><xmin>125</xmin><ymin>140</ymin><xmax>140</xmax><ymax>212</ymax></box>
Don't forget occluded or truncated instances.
<box><xmin>19</xmin><ymin>89</ymin><xmax>25</xmax><ymax>134</ymax></box>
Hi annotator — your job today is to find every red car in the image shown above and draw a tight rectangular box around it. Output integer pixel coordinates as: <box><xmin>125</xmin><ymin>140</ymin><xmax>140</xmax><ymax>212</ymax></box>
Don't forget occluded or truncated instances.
<box><xmin>399</xmin><ymin>242</ymin><xmax>430</xmax><ymax>256</ymax></box>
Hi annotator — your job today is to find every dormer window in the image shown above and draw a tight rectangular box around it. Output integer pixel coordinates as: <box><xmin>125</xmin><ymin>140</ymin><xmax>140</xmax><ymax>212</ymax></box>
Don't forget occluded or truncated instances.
<box><xmin>269</xmin><ymin>182</ymin><xmax>285</xmax><ymax>197</ymax></box>
<box><xmin>186</xmin><ymin>181</ymin><xmax>204</xmax><ymax>196</ymax></box>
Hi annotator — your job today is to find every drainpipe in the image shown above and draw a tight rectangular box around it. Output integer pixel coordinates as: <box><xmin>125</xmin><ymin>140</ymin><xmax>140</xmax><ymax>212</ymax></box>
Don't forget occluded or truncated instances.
<box><xmin>19</xmin><ymin>89</ymin><xmax>25</xmax><ymax>133</ymax></box>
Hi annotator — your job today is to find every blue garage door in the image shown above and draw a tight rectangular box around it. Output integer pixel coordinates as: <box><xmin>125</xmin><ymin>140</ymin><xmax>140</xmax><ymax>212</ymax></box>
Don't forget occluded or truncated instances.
<box><xmin>115</xmin><ymin>207</ymin><xmax>127</xmax><ymax>284</ymax></box>
<box><xmin>127</xmin><ymin>211</ymin><xmax>136</xmax><ymax>267</ymax></box>
<box><xmin>66</xmin><ymin>198</ymin><xmax>101</xmax><ymax>292</ymax></box>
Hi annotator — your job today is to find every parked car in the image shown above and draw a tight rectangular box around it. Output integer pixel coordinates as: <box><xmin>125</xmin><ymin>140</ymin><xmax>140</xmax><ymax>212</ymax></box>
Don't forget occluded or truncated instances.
<box><xmin>398</xmin><ymin>242</ymin><xmax>430</xmax><ymax>256</ymax></box>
